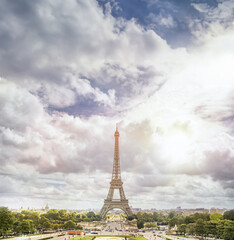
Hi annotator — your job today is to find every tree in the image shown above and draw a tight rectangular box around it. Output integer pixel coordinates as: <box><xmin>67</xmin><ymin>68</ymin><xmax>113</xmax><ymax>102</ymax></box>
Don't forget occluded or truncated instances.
<box><xmin>77</xmin><ymin>224</ymin><xmax>83</xmax><ymax>230</ymax></box>
<box><xmin>39</xmin><ymin>217</ymin><xmax>52</xmax><ymax>231</ymax></box>
<box><xmin>204</xmin><ymin>221</ymin><xmax>217</xmax><ymax>237</ymax></box>
<box><xmin>13</xmin><ymin>221</ymin><xmax>21</xmax><ymax>234</ymax></box>
<box><xmin>59</xmin><ymin>210</ymin><xmax>69</xmax><ymax>221</ymax></box>
<box><xmin>216</xmin><ymin>220</ymin><xmax>225</xmax><ymax>238</ymax></box>
<box><xmin>137</xmin><ymin>220</ymin><xmax>144</xmax><ymax>229</ymax></box>
<box><xmin>145</xmin><ymin>223</ymin><xmax>157</xmax><ymax>228</ymax></box>
<box><xmin>21</xmin><ymin>211</ymin><xmax>40</xmax><ymax>228</ymax></box>
<box><xmin>210</xmin><ymin>213</ymin><xmax>222</xmax><ymax>222</ymax></box>
<box><xmin>152</xmin><ymin>212</ymin><xmax>159</xmax><ymax>221</ymax></box>
<box><xmin>20</xmin><ymin>220</ymin><xmax>35</xmax><ymax>234</ymax></box>
<box><xmin>0</xmin><ymin>207</ymin><xmax>13</xmax><ymax>236</ymax></box>
<box><xmin>168</xmin><ymin>211</ymin><xmax>182</xmax><ymax>220</ymax></box>
<box><xmin>44</xmin><ymin>209</ymin><xmax>59</xmax><ymax>221</ymax></box>
<box><xmin>222</xmin><ymin>220</ymin><xmax>234</xmax><ymax>240</ymax></box>
<box><xmin>52</xmin><ymin>224</ymin><xmax>60</xmax><ymax>230</ymax></box>
<box><xmin>63</xmin><ymin>220</ymin><xmax>76</xmax><ymax>230</ymax></box>
<box><xmin>195</xmin><ymin>219</ymin><xmax>205</xmax><ymax>237</ymax></box>
<box><xmin>185</xmin><ymin>215</ymin><xmax>195</xmax><ymax>224</ymax></box>
<box><xmin>193</xmin><ymin>212</ymin><xmax>210</xmax><ymax>221</ymax></box>
<box><xmin>169</xmin><ymin>217</ymin><xmax>178</xmax><ymax>228</ymax></box>
<box><xmin>223</xmin><ymin>209</ymin><xmax>234</xmax><ymax>221</ymax></box>
<box><xmin>177</xmin><ymin>224</ymin><xmax>186</xmax><ymax>235</ymax></box>
<box><xmin>127</xmin><ymin>215</ymin><xmax>135</xmax><ymax>221</ymax></box>
<box><xmin>87</xmin><ymin>211</ymin><xmax>95</xmax><ymax>218</ymax></box>
<box><xmin>187</xmin><ymin>223</ymin><xmax>195</xmax><ymax>235</ymax></box>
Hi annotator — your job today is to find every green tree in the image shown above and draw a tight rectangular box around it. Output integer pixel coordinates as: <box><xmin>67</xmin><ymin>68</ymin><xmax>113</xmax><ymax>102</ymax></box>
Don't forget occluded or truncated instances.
<box><xmin>210</xmin><ymin>213</ymin><xmax>222</xmax><ymax>221</ymax></box>
<box><xmin>193</xmin><ymin>212</ymin><xmax>210</xmax><ymax>221</ymax></box>
<box><xmin>204</xmin><ymin>221</ymin><xmax>217</xmax><ymax>237</ymax></box>
<box><xmin>152</xmin><ymin>212</ymin><xmax>159</xmax><ymax>221</ymax></box>
<box><xmin>185</xmin><ymin>215</ymin><xmax>195</xmax><ymax>224</ymax></box>
<box><xmin>223</xmin><ymin>209</ymin><xmax>234</xmax><ymax>221</ymax></box>
<box><xmin>216</xmin><ymin>220</ymin><xmax>225</xmax><ymax>238</ymax></box>
<box><xmin>58</xmin><ymin>210</ymin><xmax>69</xmax><ymax>221</ymax></box>
<box><xmin>177</xmin><ymin>224</ymin><xmax>186</xmax><ymax>235</ymax></box>
<box><xmin>0</xmin><ymin>207</ymin><xmax>13</xmax><ymax>236</ymax></box>
<box><xmin>168</xmin><ymin>211</ymin><xmax>182</xmax><ymax>220</ymax></box>
<box><xmin>222</xmin><ymin>220</ymin><xmax>234</xmax><ymax>240</ymax></box>
<box><xmin>20</xmin><ymin>220</ymin><xmax>35</xmax><ymax>234</ymax></box>
<box><xmin>44</xmin><ymin>209</ymin><xmax>59</xmax><ymax>221</ymax></box>
<box><xmin>145</xmin><ymin>223</ymin><xmax>157</xmax><ymax>228</ymax></box>
<box><xmin>157</xmin><ymin>213</ymin><xmax>167</xmax><ymax>224</ymax></box>
<box><xmin>137</xmin><ymin>219</ymin><xmax>144</xmax><ymax>229</ymax></box>
<box><xmin>169</xmin><ymin>217</ymin><xmax>178</xmax><ymax>228</ymax></box>
<box><xmin>52</xmin><ymin>223</ymin><xmax>60</xmax><ymax>230</ymax></box>
<box><xmin>77</xmin><ymin>224</ymin><xmax>83</xmax><ymax>230</ymax></box>
<box><xmin>21</xmin><ymin>211</ymin><xmax>40</xmax><ymax>228</ymax></box>
<box><xmin>187</xmin><ymin>223</ymin><xmax>195</xmax><ymax>235</ymax></box>
<box><xmin>195</xmin><ymin>219</ymin><xmax>205</xmax><ymax>237</ymax></box>
<box><xmin>13</xmin><ymin>221</ymin><xmax>21</xmax><ymax>234</ymax></box>
<box><xmin>39</xmin><ymin>217</ymin><xmax>52</xmax><ymax>231</ymax></box>
<box><xmin>87</xmin><ymin>211</ymin><xmax>95</xmax><ymax>218</ymax></box>
<box><xmin>63</xmin><ymin>220</ymin><xmax>76</xmax><ymax>229</ymax></box>
<box><xmin>127</xmin><ymin>215</ymin><xmax>135</xmax><ymax>221</ymax></box>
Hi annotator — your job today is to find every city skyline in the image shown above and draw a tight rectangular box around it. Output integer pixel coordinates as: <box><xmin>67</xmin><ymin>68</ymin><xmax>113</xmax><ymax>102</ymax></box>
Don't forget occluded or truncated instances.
<box><xmin>0</xmin><ymin>0</ymin><xmax>234</xmax><ymax>210</ymax></box>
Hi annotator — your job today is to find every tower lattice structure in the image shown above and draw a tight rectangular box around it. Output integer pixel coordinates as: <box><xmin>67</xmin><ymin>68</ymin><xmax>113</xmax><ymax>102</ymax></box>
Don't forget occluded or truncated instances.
<box><xmin>100</xmin><ymin>126</ymin><xmax>133</xmax><ymax>218</ymax></box>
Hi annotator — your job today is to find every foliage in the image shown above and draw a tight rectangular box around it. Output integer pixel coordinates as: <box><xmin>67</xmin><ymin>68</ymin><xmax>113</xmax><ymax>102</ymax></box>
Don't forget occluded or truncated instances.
<box><xmin>186</xmin><ymin>223</ymin><xmax>195</xmax><ymax>235</ymax></box>
<box><xmin>87</xmin><ymin>211</ymin><xmax>95</xmax><ymax>218</ymax></box>
<box><xmin>20</xmin><ymin>219</ymin><xmax>35</xmax><ymax>234</ymax></box>
<box><xmin>177</xmin><ymin>224</ymin><xmax>186</xmax><ymax>235</ymax></box>
<box><xmin>210</xmin><ymin>212</ymin><xmax>223</xmax><ymax>221</ymax></box>
<box><xmin>144</xmin><ymin>223</ymin><xmax>157</xmax><ymax>228</ymax></box>
<box><xmin>204</xmin><ymin>221</ymin><xmax>217</xmax><ymax>236</ymax></box>
<box><xmin>63</xmin><ymin>220</ymin><xmax>76</xmax><ymax>229</ymax></box>
<box><xmin>223</xmin><ymin>209</ymin><xmax>234</xmax><ymax>221</ymax></box>
<box><xmin>195</xmin><ymin>219</ymin><xmax>205</xmax><ymax>237</ymax></box>
<box><xmin>168</xmin><ymin>211</ymin><xmax>182</xmax><ymax>219</ymax></box>
<box><xmin>168</xmin><ymin>217</ymin><xmax>184</xmax><ymax>228</ymax></box>
<box><xmin>175</xmin><ymin>213</ymin><xmax>234</xmax><ymax>239</ymax></box>
<box><xmin>137</xmin><ymin>220</ymin><xmax>144</xmax><ymax>229</ymax></box>
<box><xmin>127</xmin><ymin>215</ymin><xmax>137</xmax><ymax>221</ymax></box>
<box><xmin>222</xmin><ymin>220</ymin><xmax>234</xmax><ymax>240</ymax></box>
<box><xmin>0</xmin><ymin>207</ymin><xmax>13</xmax><ymax>236</ymax></box>
<box><xmin>1</xmin><ymin>206</ymin><xmax>234</xmax><ymax>238</ymax></box>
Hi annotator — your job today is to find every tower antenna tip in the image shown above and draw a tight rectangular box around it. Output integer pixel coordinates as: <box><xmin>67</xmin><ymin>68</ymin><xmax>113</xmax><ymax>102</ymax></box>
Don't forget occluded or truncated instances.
<box><xmin>116</xmin><ymin>123</ymin><xmax>118</xmax><ymax>130</ymax></box>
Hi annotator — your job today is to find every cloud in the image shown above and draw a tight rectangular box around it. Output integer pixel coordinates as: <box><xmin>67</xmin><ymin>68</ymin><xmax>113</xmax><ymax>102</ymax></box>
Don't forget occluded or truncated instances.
<box><xmin>0</xmin><ymin>0</ymin><xmax>234</xmax><ymax>210</ymax></box>
<box><xmin>191</xmin><ymin>3</ymin><xmax>210</xmax><ymax>13</ymax></box>
<box><xmin>191</xmin><ymin>1</ymin><xmax>234</xmax><ymax>21</ymax></box>
<box><xmin>190</xmin><ymin>0</ymin><xmax>234</xmax><ymax>44</ymax></box>
<box><xmin>147</xmin><ymin>13</ymin><xmax>176</xmax><ymax>28</ymax></box>
<box><xmin>0</xmin><ymin>0</ymin><xmax>182</xmax><ymax>115</ymax></box>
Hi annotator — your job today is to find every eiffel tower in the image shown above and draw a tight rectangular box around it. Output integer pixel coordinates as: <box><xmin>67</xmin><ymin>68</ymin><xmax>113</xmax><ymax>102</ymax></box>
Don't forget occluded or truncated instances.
<box><xmin>100</xmin><ymin>126</ymin><xmax>133</xmax><ymax>218</ymax></box>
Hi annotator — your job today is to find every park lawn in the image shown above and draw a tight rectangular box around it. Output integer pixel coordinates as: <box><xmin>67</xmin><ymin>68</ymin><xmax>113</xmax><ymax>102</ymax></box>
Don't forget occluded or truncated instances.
<box><xmin>70</xmin><ymin>235</ymin><xmax>147</xmax><ymax>240</ymax></box>
<box><xmin>128</xmin><ymin>237</ymin><xmax>147</xmax><ymax>240</ymax></box>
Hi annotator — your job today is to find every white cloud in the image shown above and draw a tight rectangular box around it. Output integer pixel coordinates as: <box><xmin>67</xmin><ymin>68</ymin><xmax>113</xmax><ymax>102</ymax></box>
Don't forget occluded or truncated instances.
<box><xmin>191</xmin><ymin>3</ymin><xmax>210</xmax><ymax>13</ymax></box>
<box><xmin>147</xmin><ymin>13</ymin><xmax>176</xmax><ymax>28</ymax></box>
<box><xmin>0</xmin><ymin>0</ymin><xmax>234</xmax><ymax>210</ymax></box>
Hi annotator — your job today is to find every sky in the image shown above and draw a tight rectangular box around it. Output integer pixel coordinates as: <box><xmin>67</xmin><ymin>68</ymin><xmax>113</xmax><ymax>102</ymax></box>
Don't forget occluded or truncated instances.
<box><xmin>0</xmin><ymin>0</ymin><xmax>234</xmax><ymax>211</ymax></box>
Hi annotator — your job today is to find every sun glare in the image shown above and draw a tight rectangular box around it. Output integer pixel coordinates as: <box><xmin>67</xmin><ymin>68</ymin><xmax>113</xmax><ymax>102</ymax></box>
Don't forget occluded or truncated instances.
<box><xmin>160</xmin><ymin>131</ymin><xmax>191</xmax><ymax>163</ymax></box>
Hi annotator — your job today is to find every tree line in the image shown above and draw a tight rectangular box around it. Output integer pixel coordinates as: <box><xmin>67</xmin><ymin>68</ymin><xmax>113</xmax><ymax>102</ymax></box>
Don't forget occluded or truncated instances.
<box><xmin>0</xmin><ymin>207</ymin><xmax>100</xmax><ymax>237</ymax></box>
<box><xmin>168</xmin><ymin>210</ymin><xmax>234</xmax><ymax>240</ymax></box>
<box><xmin>128</xmin><ymin>210</ymin><xmax>234</xmax><ymax>239</ymax></box>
